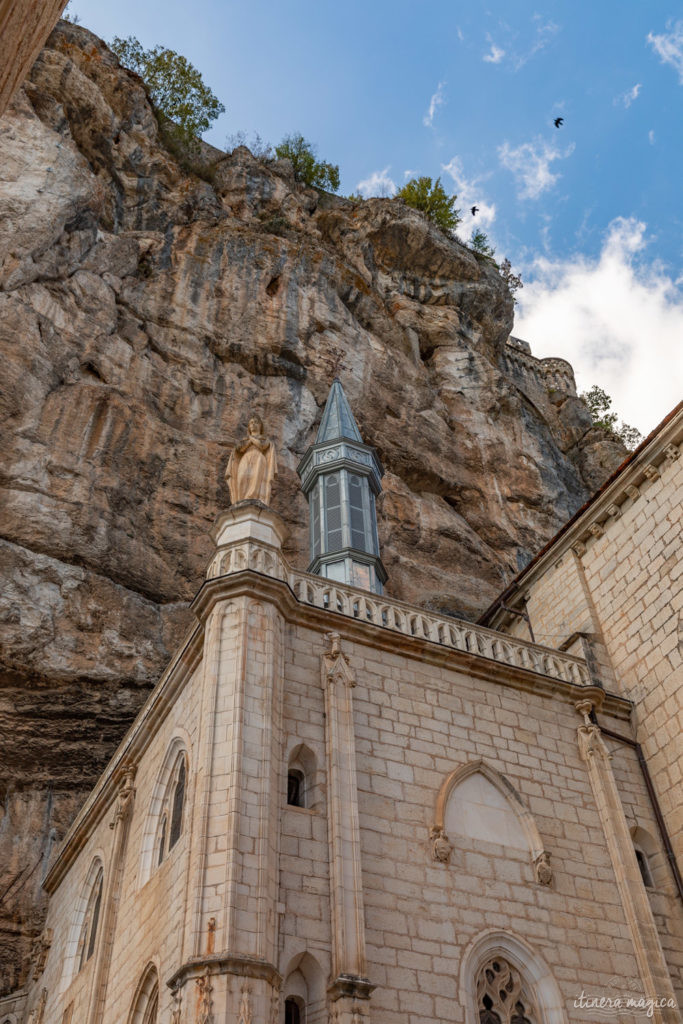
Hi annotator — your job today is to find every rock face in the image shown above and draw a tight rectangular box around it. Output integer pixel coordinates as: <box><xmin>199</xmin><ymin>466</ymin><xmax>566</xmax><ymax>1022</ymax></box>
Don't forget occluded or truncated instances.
<box><xmin>0</xmin><ymin>23</ymin><xmax>625</xmax><ymax>986</ymax></box>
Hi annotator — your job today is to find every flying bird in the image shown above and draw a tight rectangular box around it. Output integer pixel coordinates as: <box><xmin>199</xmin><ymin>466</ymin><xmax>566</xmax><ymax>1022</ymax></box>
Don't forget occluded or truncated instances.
<box><xmin>554</xmin><ymin>117</ymin><xmax>564</xmax><ymax>128</ymax></box>
<box><xmin>471</xmin><ymin>205</ymin><xmax>479</xmax><ymax>216</ymax></box>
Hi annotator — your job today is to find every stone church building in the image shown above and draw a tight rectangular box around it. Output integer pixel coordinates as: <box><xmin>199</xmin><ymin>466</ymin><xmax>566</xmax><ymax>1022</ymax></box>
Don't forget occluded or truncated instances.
<box><xmin>4</xmin><ymin>385</ymin><xmax>682</xmax><ymax>1024</ymax></box>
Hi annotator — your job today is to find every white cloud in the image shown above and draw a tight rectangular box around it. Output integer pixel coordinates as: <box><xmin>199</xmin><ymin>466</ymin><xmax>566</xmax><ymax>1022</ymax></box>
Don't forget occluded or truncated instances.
<box><xmin>355</xmin><ymin>167</ymin><xmax>396</xmax><ymax>198</ymax></box>
<box><xmin>513</xmin><ymin>19</ymin><xmax>560</xmax><ymax>69</ymax></box>
<box><xmin>441</xmin><ymin>156</ymin><xmax>496</xmax><ymax>240</ymax></box>
<box><xmin>483</xmin><ymin>39</ymin><xmax>505</xmax><ymax>64</ymax></box>
<box><xmin>616</xmin><ymin>83</ymin><xmax>642</xmax><ymax>107</ymax></box>
<box><xmin>403</xmin><ymin>169</ymin><xmax>416</xmax><ymax>180</ymax></box>
<box><xmin>513</xmin><ymin>217</ymin><xmax>683</xmax><ymax>434</ymax></box>
<box><xmin>647</xmin><ymin>19</ymin><xmax>683</xmax><ymax>82</ymax></box>
<box><xmin>423</xmin><ymin>81</ymin><xmax>446</xmax><ymax>128</ymax></box>
<box><xmin>457</xmin><ymin>26</ymin><xmax>464</xmax><ymax>42</ymax></box>
<box><xmin>648</xmin><ymin>129</ymin><xmax>656</xmax><ymax>144</ymax></box>
<box><xmin>498</xmin><ymin>137</ymin><xmax>574</xmax><ymax>199</ymax></box>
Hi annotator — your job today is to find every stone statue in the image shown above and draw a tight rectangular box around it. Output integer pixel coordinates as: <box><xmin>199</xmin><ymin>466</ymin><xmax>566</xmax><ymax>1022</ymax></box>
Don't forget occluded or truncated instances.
<box><xmin>534</xmin><ymin>850</ymin><xmax>552</xmax><ymax>886</ymax></box>
<box><xmin>226</xmin><ymin>415</ymin><xmax>277</xmax><ymax>505</ymax></box>
<box><xmin>429</xmin><ymin>825</ymin><xmax>453</xmax><ymax>864</ymax></box>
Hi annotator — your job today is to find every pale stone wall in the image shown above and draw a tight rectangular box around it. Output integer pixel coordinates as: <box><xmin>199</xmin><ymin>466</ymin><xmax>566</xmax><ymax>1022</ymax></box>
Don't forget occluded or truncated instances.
<box><xmin>33</xmin><ymin>665</ymin><xmax>201</xmax><ymax>1023</ymax></box>
<box><xmin>27</xmin><ymin>544</ymin><xmax>683</xmax><ymax>1023</ymax></box>
<box><xmin>500</xmin><ymin>450</ymin><xmax>682</xmax><ymax>867</ymax></box>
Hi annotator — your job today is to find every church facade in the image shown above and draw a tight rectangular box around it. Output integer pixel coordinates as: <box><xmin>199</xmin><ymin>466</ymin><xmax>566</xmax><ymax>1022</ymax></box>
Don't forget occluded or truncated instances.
<box><xmin>6</xmin><ymin>388</ymin><xmax>683</xmax><ymax>1024</ymax></box>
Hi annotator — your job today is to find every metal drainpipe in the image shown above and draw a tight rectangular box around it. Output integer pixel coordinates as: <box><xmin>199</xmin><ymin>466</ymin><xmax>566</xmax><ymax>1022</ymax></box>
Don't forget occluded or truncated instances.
<box><xmin>500</xmin><ymin>603</ymin><xmax>535</xmax><ymax>643</ymax></box>
<box><xmin>592</xmin><ymin>712</ymin><xmax>683</xmax><ymax>904</ymax></box>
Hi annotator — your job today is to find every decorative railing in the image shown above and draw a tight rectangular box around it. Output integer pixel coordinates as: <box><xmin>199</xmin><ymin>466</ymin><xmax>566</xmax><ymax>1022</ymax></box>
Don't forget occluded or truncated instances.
<box><xmin>287</xmin><ymin>569</ymin><xmax>589</xmax><ymax>686</ymax></box>
<box><xmin>207</xmin><ymin>534</ymin><xmax>590</xmax><ymax>687</ymax></box>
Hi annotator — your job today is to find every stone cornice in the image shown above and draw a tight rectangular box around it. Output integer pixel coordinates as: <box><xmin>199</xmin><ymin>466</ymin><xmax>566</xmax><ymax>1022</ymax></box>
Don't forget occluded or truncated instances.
<box><xmin>167</xmin><ymin>954</ymin><xmax>281</xmax><ymax>991</ymax></box>
<box><xmin>480</xmin><ymin>404</ymin><xmax>682</xmax><ymax>628</ymax></box>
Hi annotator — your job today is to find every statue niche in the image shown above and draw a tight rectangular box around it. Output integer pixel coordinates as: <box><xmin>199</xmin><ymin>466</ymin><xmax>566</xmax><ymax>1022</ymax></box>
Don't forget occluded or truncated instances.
<box><xmin>226</xmin><ymin>415</ymin><xmax>277</xmax><ymax>505</ymax></box>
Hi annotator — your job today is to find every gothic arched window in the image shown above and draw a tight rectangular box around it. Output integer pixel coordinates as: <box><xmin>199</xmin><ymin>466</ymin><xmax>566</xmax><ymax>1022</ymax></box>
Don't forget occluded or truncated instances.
<box><xmin>285</xmin><ymin>997</ymin><xmax>302</xmax><ymax>1024</ymax></box>
<box><xmin>128</xmin><ymin>964</ymin><xmax>159</xmax><ymax>1024</ymax></box>
<box><xmin>476</xmin><ymin>958</ymin><xmax>537</xmax><ymax>1024</ymax></box>
<box><xmin>156</xmin><ymin>752</ymin><xmax>187</xmax><ymax>866</ymax></box>
<box><xmin>286</xmin><ymin>744</ymin><xmax>319</xmax><ymax>811</ymax></box>
<box><xmin>76</xmin><ymin>865</ymin><xmax>103</xmax><ymax>971</ymax></box>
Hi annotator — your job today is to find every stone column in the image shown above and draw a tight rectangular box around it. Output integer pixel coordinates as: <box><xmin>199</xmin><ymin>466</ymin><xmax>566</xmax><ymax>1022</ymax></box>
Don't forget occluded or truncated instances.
<box><xmin>322</xmin><ymin>633</ymin><xmax>373</xmax><ymax>1023</ymax></box>
<box><xmin>575</xmin><ymin>701</ymin><xmax>679</xmax><ymax>1024</ymax></box>
<box><xmin>176</xmin><ymin>501</ymin><xmax>287</xmax><ymax>1022</ymax></box>
<box><xmin>86</xmin><ymin>765</ymin><xmax>136</xmax><ymax>1024</ymax></box>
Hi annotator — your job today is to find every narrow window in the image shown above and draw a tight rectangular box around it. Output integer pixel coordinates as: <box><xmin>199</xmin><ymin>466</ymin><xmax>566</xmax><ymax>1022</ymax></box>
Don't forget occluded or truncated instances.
<box><xmin>285</xmin><ymin>998</ymin><xmax>301</xmax><ymax>1024</ymax></box>
<box><xmin>635</xmin><ymin>848</ymin><xmax>654</xmax><ymax>888</ymax></box>
<box><xmin>169</xmin><ymin>758</ymin><xmax>186</xmax><ymax>849</ymax></box>
<box><xmin>77</xmin><ymin>867</ymin><xmax>103</xmax><ymax>971</ymax></box>
<box><xmin>142</xmin><ymin>987</ymin><xmax>159</xmax><ymax>1024</ymax></box>
<box><xmin>311</xmin><ymin>484</ymin><xmax>321</xmax><ymax>558</ymax></box>
<box><xmin>348</xmin><ymin>474</ymin><xmax>367</xmax><ymax>551</ymax></box>
<box><xmin>287</xmin><ymin>769</ymin><xmax>305</xmax><ymax>808</ymax></box>
<box><xmin>325</xmin><ymin>474</ymin><xmax>342</xmax><ymax>551</ymax></box>
<box><xmin>476</xmin><ymin>958</ymin><xmax>537</xmax><ymax>1024</ymax></box>
<box><xmin>157</xmin><ymin>814</ymin><xmax>167</xmax><ymax>866</ymax></box>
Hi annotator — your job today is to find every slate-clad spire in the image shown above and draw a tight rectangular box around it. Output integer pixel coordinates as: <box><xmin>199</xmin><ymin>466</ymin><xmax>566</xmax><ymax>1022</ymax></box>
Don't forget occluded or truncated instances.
<box><xmin>316</xmin><ymin>378</ymin><xmax>363</xmax><ymax>444</ymax></box>
<box><xmin>297</xmin><ymin>380</ymin><xmax>387</xmax><ymax>594</ymax></box>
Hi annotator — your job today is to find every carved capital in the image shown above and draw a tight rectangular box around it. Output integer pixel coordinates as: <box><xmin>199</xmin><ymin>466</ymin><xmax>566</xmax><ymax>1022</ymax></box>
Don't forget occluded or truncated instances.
<box><xmin>429</xmin><ymin>825</ymin><xmax>453</xmax><ymax>863</ymax></box>
<box><xmin>664</xmin><ymin>443</ymin><xmax>679</xmax><ymax>461</ymax></box>
<box><xmin>534</xmin><ymin>850</ymin><xmax>552</xmax><ymax>886</ymax></box>
<box><xmin>643</xmin><ymin>464</ymin><xmax>659</xmax><ymax>482</ymax></box>
<box><xmin>109</xmin><ymin>764</ymin><xmax>136</xmax><ymax>829</ymax></box>
<box><xmin>571</xmin><ymin>540</ymin><xmax>586</xmax><ymax>558</ymax></box>
<box><xmin>577</xmin><ymin>724</ymin><xmax>611</xmax><ymax>763</ymax></box>
<box><xmin>323</xmin><ymin>632</ymin><xmax>356</xmax><ymax>688</ymax></box>
<box><xmin>589</xmin><ymin>523</ymin><xmax>604</xmax><ymax>538</ymax></box>
<box><xmin>606</xmin><ymin>503</ymin><xmax>621</xmax><ymax>518</ymax></box>
<box><xmin>625</xmin><ymin>484</ymin><xmax>639</xmax><ymax>500</ymax></box>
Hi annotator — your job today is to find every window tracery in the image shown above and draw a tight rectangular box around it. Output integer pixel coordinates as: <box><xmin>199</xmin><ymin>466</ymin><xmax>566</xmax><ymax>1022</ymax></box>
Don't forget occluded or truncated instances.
<box><xmin>476</xmin><ymin>958</ymin><xmax>536</xmax><ymax>1024</ymax></box>
<box><xmin>76</xmin><ymin>865</ymin><xmax>103</xmax><ymax>971</ymax></box>
<box><xmin>155</xmin><ymin>753</ymin><xmax>186</xmax><ymax>867</ymax></box>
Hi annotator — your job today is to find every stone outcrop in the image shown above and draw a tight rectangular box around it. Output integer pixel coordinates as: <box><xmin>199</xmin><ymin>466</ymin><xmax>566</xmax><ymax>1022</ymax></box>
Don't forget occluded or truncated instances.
<box><xmin>0</xmin><ymin>22</ymin><xmax>626</xmax><ymax>985</ymax></box>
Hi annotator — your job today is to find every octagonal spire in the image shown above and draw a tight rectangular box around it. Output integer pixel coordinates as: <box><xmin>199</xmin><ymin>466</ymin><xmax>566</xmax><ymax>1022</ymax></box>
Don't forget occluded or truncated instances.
<box><xmin>316</xmin><ymin>378</ymin><xmax>363</xmax><ymax>444</ymax></box>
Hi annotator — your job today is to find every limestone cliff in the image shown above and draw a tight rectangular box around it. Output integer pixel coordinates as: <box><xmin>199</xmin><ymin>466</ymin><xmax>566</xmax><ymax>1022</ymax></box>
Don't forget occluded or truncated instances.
<box><xmin>0</xmin><ymin>22</ymin><xmax>625</xmax><ymax>985</ymax></box>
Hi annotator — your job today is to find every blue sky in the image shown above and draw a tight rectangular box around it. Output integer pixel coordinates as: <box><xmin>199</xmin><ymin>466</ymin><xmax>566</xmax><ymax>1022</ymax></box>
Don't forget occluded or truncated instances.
<box><xmin>65</xmin><ymin>0</ymin><xmax>683</xmax><ymax>434</ymax></box>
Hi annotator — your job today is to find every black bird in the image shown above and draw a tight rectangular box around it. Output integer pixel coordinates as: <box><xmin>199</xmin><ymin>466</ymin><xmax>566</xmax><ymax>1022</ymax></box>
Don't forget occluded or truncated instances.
<box><xmin>471</xmin><ymin>205</ymin><xmax>479</xmax><ymax>216</ymax></box>
<box><xmin>554</xmin><ymin>117</ymin><xmax>564</xmax><ymax>128</ymax></box>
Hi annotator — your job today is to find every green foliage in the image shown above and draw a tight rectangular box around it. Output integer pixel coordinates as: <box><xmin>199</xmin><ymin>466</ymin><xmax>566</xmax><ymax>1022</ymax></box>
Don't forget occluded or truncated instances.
<box><xmin>470</xmin><ymin>229</ymin><xmax>496</xmax><ymax>259</ymax></box>
<box><xmin>274</xmin><ymin>134</ymin><xmax>340</xmax><ymax>192</ymax></box>
<box><xmin>347</xmin><ymin>192</ymin><xmax>365</xmax><ymax>204</ymax></box>
<box><xmin>395</xmin><ymin>176</ymin><xmax>460</xmax><ymax>233</ymax></box>
<box><xmin>499</xmin><ymin>257</ymin><xmax>523</xmax><ymax>299</ymax></box>
<box><xmin>111</xmin><ymin>36</ymin><xmax>225</xmax><ymax>148</ymax></box>
<box><xmin>580</xmin><ymin>385</ymin><xmax>643</xmax><ymax>451</ymax></box>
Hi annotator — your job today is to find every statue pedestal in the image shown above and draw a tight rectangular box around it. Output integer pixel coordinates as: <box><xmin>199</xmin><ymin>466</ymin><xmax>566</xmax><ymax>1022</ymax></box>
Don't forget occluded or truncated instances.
<box><xmin>206</xmin><ymin>501</ymin><xmax>288</xmax><ymax>582</ymax></box>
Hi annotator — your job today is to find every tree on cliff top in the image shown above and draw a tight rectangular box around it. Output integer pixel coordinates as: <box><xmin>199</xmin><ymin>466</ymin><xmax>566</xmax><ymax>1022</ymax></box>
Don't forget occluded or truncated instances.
<box><xmin>111</xmin><ymin>36</ymin><xmax>225</xmax><ymax>146</ymax></box>
<box><xmin>274</xmin><ymin>134</ymin><xmax>340</xmax><ymax>192</ymax></box>
<box><xmin>395</xmin><ymin>176</ymin><xmax>460</xmax><ymax>234</ymax></box>
<box><xmin>581</xmin><ymin>385</ymin><xmax>643</xmax><ymax>450</ymax></box>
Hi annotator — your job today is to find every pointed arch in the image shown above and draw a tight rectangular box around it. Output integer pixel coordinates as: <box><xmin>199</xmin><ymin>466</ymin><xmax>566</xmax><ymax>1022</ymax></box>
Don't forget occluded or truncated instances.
<box><xmin>139</xmin><ymin>734</ymin><xmax>190</xmax><ymax>886</ymax></box>
<box><xmin>460</xmin><ymin>929</ymin><xmax>568</xmax><ymax>1024</ymax></box>
<box><xmin>282</xmin><ymin>952</ymin><xmax>327</xmax><ymax>1024</ymax></box>
<box><xmin>434</xmin><ymin>759</ymin><xmax>545</xmax><ymax>860</ymax></box>
<box><xmin>61</xmin><ymin>855</ymin><xmax>105</xmax><ymax>991</ymax></box>
<box><xmin>127</xmin><ymin>962</ymin><xmax>159</xmax><ymax>1024</ymax></box>
<box><xmin>286</xmin><ymin>742</ymin><xmax>321</xmax><ymax>811</ymax></box>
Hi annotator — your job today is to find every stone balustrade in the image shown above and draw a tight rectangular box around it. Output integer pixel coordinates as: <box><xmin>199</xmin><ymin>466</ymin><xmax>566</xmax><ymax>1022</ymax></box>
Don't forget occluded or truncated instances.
<box><xmin>207</xmin><ymin>527</ymin><xmax>590</xmax><ymax>688</ymax></box>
